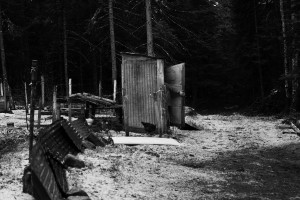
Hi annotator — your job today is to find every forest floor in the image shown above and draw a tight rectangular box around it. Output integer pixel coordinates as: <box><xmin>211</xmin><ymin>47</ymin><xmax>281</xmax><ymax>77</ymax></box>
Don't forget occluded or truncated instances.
<box><xmin>1</xmin><ymin>110</ymin><xmax>300</xmax><ymax>200</ymax></box>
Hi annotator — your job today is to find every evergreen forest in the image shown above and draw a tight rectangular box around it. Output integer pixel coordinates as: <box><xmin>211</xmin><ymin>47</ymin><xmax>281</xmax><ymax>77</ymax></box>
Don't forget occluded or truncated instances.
<box><xmin>0</xmin><ymin>0</ymin><xmax>299</xmax><ymax>114</ymax></box>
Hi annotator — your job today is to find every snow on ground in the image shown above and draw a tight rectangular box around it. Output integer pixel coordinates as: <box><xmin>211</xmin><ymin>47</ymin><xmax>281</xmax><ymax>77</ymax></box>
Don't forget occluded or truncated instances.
<box><xmin>1</xmin><ymin>110</ymin><xmax>300</xmax><ymax>199</ymax></box>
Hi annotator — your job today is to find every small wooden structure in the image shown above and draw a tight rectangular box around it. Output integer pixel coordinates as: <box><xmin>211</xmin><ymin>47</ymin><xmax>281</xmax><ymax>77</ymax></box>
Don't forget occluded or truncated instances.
<box><xmin>121</xmin><ymin>53</ymin><xmax>185</xmax><ymax>135</ymax></box>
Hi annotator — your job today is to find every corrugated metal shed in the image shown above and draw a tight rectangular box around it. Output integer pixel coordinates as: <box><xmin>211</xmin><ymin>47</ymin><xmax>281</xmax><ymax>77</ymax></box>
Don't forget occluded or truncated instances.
<box><xmin>121</xmin><ymin>53</ymin><xmax>167</xmax><ymax>135</ymax></box>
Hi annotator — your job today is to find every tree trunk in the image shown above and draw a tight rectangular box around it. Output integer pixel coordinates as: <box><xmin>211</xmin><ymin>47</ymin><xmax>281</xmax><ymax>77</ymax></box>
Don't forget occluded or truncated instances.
<box><xmin>62</xmin><ymin>0</ymin><xmax>69</xmax><ymax>97</ymax></box>
<box><xmin>108</xmin><ymin>0</ymin><xmax>117</xmax><ymax>101</ymax></box>
<box><xmin>93</xmin><ymin>52</ymin><xmax>98</xmax><ymax>95</ymax></box>
<box><xmin>0</xmin><ymin>3</ymin><xmax>8</xmax><ymax>111</ymax></box>
<box><xmin>253</xmin><ymin>0</ymin><xmax>264</xmax><ymax>99</ymax></box>
<box><xmin>99</xmin><ymin>49</ymin><xmax>102</xmax><ymax>97</ymax></box>
<box><xmin>29</xmin><ymin>61</ymin><xmax>37</xmax><ymax>162</ymax></box>
<box><xmin>79</xmin><ymin>53</ymin><xmax>83</xmax><ymax>93</ymax></box>
<box><xmin>290</xmin><ymin>0</ymin><xmax>299</xmax><ymax>113</ymax></box>
<box><xmin>146</xmin><ymin>0</ymin><xmax>154</xmax><ymax>57</ymax></box>
<box><xmin>280</xmin><ymin>0</ymin><xmax>290</xmax><ymax>99</ymax></box>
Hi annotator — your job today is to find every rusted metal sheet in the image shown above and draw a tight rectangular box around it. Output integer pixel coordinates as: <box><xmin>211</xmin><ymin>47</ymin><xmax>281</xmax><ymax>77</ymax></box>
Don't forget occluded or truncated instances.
<box><xmin>122</xmin><ymin>53</ymin><xmax>167</xmax><ymax>134</ymax></box>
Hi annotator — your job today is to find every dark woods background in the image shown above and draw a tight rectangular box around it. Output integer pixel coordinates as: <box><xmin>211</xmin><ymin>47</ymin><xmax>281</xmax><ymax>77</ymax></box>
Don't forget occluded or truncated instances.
<box><xmin>0</xmin><ymin>0</ymin><xmax>299</xmax><ymax>114</ymax></box>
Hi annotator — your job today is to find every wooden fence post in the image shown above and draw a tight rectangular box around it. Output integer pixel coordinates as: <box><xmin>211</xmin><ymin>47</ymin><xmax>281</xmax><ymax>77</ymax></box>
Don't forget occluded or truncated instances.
<box><xmin>37</xmin><ymin>97</ymin><xmax>42</xmax><ymax>129</ymax></box>
<box><xmin>29</xmin><ymin>60</ymin><xmax>38</xmax><ymax>163</ymax></box>
<box><xmin>0</xmin><ymin>82</ymin><xmax>3</xmax><ymax>96</ymax></box>
<box><xmin>113</xmin><ymin>79</ymin><xmax>117</xmax><ymax>101</ymax></box>
<box><xmin>68</xmin><ymin>78</ymin><xmax>72</xmax><ymax>122</ymax></box>
<box><xmin>52</xmin><ymin>85</ymin><xmax>57</xmax><ymax>122</ymax></box>
<box><xmin>24</xmin><ymin>82</ymin><xmax>28</xmax><ymax>130</ymax></box>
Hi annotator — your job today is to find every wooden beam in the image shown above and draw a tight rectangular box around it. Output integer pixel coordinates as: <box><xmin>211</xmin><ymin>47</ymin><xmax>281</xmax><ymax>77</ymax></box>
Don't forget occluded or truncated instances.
<box><xmin>112</xmin><ymin>137</ymin><xmax>180</xmax><ymax>146</ymax></box>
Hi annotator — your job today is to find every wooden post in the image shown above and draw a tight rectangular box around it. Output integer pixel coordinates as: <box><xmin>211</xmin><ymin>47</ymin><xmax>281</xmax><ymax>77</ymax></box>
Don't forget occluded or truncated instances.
<box><xmin>113</xmin><ymin>80</ymin><xmax>117</xmax><ymax>101</ymax></box>
<box><xmin>29</xmin><ymin>60</ymin><xmax>38</xmax><ymax>163</ymax></box>
<box><xmin>41</xmin><ymin>75</ymin><xmax>45</xmax><ymax>108</ymax></box>
<box><xmin>153</xmin><ymin>93</ymin><xmax>161</xmax><ymax>135</ymax></box>
<box><xmin>68</xmin><ymin>78</ymin><xmax>72</xmax><ymax>122</ymax></box>
<box><xmin>52</xmin><ymin>85</ymin><xmax>57</xmax><ymax>122</ymax></box>
<box><xmin>0</xmin><ymin>81</ymin><xmax>3</xmax><ymax>96</ymax></box>
<box><xmin>69</xmin><ymin>78</ymin><xmax>72</xmax><ymax>96</ymax></box>
<box><xmin>122</xmin><ymin>89</ymin><xmax>129</xmax><ymax>136</ymax></box>
<box><xmin>24</xmin><ymin>82</ymin><xmax>28</xmax><ymax>130</ymax></box>
<box><xmin>37</xmin><ymin>97</ymin><xmax>42</xmax><ymax>129</ymax></box>
<box><xmin>156</xmin><ymin>59</ymin><xmax>165</xmax><ymax>136</ymax></box>
<box><xmin>24</xmin><ymin>82</ymin><xmax>28</xmax><ymax>109</ymax></box>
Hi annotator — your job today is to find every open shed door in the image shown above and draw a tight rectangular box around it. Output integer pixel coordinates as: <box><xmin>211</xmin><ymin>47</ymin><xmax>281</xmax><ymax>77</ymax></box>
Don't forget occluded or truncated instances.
<box><xmin>165</xmin><ymin>63</ymin><xmax>185</xmax><ymax>128</ymax></box>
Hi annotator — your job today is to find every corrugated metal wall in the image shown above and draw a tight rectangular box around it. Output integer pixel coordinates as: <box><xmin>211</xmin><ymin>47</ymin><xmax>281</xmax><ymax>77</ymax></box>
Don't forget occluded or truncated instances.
<box><xmin>122</xmin><ymin>58</ymin><xmax>158</xmax><ymax>131</ymax></box>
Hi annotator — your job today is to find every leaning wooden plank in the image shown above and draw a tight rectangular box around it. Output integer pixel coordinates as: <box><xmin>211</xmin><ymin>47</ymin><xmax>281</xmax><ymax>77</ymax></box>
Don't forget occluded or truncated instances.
<box><xmin>112</xmin><ymin>137</ymin><xmax>180</xmax><ymax>146</ymax></box>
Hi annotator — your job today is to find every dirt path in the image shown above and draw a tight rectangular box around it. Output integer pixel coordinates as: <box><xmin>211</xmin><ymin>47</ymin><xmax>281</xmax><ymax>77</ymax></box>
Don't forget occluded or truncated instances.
<box><xmin>1</xmin><ymin>111</ymin><xmax>300</xmax><ymax>199</ymax></box>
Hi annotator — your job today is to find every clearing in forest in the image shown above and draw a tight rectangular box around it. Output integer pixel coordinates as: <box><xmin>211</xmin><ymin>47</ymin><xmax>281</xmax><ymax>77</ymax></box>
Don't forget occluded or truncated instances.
<box><xmin>0</xmin><ymin>110</ymin><xmax>300</xmax><ymax>199</ymax></box>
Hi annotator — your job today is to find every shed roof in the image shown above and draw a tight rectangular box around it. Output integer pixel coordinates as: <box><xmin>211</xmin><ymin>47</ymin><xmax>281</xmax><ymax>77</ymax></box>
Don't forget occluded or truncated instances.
<box><xmin>121</xmin><ymin>52</ymin><xmax>164</xmax><ymax>60</ymax></box>
<box><xmin>70</xmin><ymin>93</ymin><xmax>116</xmax><ymax>106</ymax></box>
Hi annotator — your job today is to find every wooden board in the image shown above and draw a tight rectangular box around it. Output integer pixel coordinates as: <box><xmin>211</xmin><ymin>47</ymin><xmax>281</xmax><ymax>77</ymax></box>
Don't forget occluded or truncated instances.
<box><xmin>112</xmin><ymin>137</ymin><xmax>180</xmax><ymax>146</ymax></box>
<box><xmin>165</xmin><ymin>63</ymin><xmax>185</xmax><ymax>128</ymax></box>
